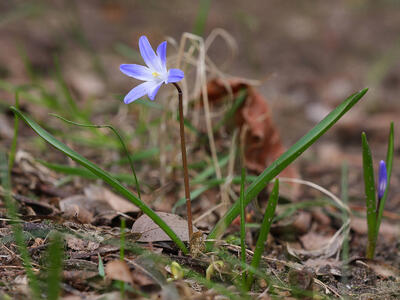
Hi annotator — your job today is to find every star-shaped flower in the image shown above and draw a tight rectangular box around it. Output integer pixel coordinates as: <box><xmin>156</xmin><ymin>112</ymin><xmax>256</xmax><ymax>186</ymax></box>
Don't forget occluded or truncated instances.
<box><xmin>120</xmin><ymin>35</ymin><xmax>184</xmax><ymax>104</ymax></box>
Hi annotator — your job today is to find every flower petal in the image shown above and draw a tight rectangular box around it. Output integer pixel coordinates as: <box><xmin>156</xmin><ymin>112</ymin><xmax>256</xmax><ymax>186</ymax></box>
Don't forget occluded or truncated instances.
<box><xmin>123</xmin><ymin>81</ymin><xmax>158</xmax><ymax>104</ymax></box>
<box><xmin>139</xmin><ymin>36</ymin><xmax>162</xmax><ymax>72</ymax></box>
<box><xmin>120</xmin><ymin>64</ymin><xmax>153</xmax><ymax>81</ymax></box>
<box><xmin>156</xmin><ymin>41</ymin><xmax>167</xmax><ymax>72</ymax></box>
<box><xmin>166</xmin><ymin>69</ymin><xmax>184</xmax><ymax>83</ymax></box>
<box><xmin>148</xmin><ymin>82</ymin><xmax>163</xmax><ymax>100</ymax></box>
<box><xmin>378</xmin><ymin>160</ymin><xmax>387</xmax><ymax>200</ymax></box>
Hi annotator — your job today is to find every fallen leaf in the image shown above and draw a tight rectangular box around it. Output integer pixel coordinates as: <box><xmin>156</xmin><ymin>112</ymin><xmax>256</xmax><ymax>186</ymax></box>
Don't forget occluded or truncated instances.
<box><xmin>287</xmin><ymin>267</ymin><xmax>314</xmax><ymax>290</ymax></box>
<box><xmin>300</xmin><ymin>232</ymin><xmax>333</xmax><ymax>251</ymax></box>
<box><xmin>304</xmin><ymin>258</ymin><xmax>342</xmax><ymax>276</ymax></box>
<box><xmin>59</xmin><ymin>195</ymin><xmax>94</xmax><ymax>224</ymax></box>
<box><xmin>132</xmin><ymin>212</ymin><xmax>200</xmax><ymax>242</ymax></box>
<box><xmin>271</xmin><ymin>211</ymin><xmax>312</xmax><ymax>241</ymax></box>
<box><xmin>287</xmin><ymin>223</ymin><xmax>348</xmax><ymax>259</ymax></box>
<box><xmin>66</xmin><ymin>236</ymin><xmax>99</xmax><ymax>252</ymax></box>
<box><xmin>363</xmin><ymin>259</ymin><xmax>400</xmax><ymax>279</ymax></box>
<box><xmin>351</xmin><ymin>217</ymin><xmax>400</xmax><ymax>242</ymax></box>
<box><xmin>206</xmin><ymin>79</ymin><xmax>299</xmax><ymax>179</ymax></box>
<box><xmin>105</xmin><ymin>260</ymin><xmax>133</xmax><ymax>285</ymax></box>
<box><xmin>84</xmin><ymin>185</ymin><xmax>140</xmax><ymax>213</ymax></box>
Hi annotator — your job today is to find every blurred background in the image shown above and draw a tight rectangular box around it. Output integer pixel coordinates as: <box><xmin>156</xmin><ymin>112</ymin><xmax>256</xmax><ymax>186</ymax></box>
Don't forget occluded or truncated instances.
<box><xmin>0</xmin><ymin>0</ymin><xmax>399</xmax><ymax>204</ymax></box>
<box><xmin>1</xmin><ymin>1</ymin><xmax>399</xmax><ymax>128</ymax></box>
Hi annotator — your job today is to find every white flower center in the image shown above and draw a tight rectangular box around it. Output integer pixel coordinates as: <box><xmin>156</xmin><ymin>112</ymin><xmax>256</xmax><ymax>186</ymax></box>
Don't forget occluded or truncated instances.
<box><xmin>152</xmin><ymin>71</ymin><xmax>160</xmax><ymax>78</ymax></box>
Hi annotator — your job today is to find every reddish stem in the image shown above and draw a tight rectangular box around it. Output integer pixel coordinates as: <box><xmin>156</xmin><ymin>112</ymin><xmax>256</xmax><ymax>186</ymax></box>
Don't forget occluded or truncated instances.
<box><xmin>173</xmin><ymin>83</ymin><xmax>193</xmax><ymax>239</ymax></box>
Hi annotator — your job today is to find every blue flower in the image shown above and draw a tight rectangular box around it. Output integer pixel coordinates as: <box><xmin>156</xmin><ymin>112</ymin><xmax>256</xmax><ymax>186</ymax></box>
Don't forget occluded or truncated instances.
<box><xmin>377</xmin><ymin>160</ymin><xmax>387</xmax><ymax>200</ymax></box>
<box><xmin>120</xmin><ymin>35</ymin><xmax>184</xmax><ymax>104</ymax></box>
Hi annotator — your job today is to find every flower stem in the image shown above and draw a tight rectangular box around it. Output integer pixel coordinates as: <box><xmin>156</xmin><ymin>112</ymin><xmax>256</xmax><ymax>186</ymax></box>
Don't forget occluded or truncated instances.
<box><xmin>173</xmin><ymin>83</ymin><xmax>193</xmax><ymax>239</ymax></box>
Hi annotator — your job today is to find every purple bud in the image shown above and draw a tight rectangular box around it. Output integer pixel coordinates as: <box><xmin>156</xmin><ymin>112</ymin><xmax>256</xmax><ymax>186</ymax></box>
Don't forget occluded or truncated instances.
<box><xmin>378</xmin><ymin>160</ymin><xmax>387</xmax><ymax>200</ymax></box>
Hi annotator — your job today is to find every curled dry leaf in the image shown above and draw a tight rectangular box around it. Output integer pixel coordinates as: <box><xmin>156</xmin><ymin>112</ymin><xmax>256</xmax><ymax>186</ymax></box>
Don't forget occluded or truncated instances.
<box><xmin>362</xmin><ymin>259</ymin><xmax>400</xmax><ymax>279</ymax></box>
<box><xmin>66</xmin><ymin>236</ymin><xmax>100</xmax><ymax>252</ymax></box>
<box><xmin>351</xmin><ymin>217</ymin><xmax>400</xmax><ymax>243</ymax></box>
<box><xmin>271</xmin><ymin>211</ymin><xmax>312</xmax><ymax>241</ymax></box>
<box><xmin>84</xmin><ymin>185</ymin><xmax>140</xmax><ymax>213</ymax></box>
<box><xmin>132</xmin><ymin>212</ymin><xmax>200</xmax><ymax>242</ymax></box>
<box><xmin>206</xmin><ymin>79</ymin><xmax>299</xmax><ymax>179</ymax></box>
<box><xmin>105</xmin><ymin>260</ymin><xmax>134</xmax><ymax>285</ymax></box>
<box><xmin>60</xmin><ymin>185</ymin><xmax>140</xmax><ymax>224</ymax></box>
<box><xmin>304</xmin><ymin>258</ymin><xmax>342</xmax><ymax>276</ymax></box>
<box><xmin>59</xmin><ymin>195</ymin><xmax>94</xmax><ymax>224</ymax></box>
<box><xmin>287</xmin><ymin>222</ymin><xmax>348</xmax><ymax>260</ymax></box>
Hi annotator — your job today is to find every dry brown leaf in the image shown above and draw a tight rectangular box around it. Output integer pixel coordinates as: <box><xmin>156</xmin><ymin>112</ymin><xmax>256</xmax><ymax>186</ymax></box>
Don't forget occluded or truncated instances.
<box><xmin>105</xmin><ymin>260</ymin><xmax>134</xmax><ymax>285</ymax></box>
<box><xmin>206</xmin><ymin>79</ymin><xmax>299</xmax><ymax>179</ymax></box>
<box><xmin>363</xmin><ymin>259</ymin><xmax>400</xmax><ymax>279</ymax></box>
<box><xmin>300</xmin><ymin>232</ymin><xmax>333</xmax><ymax>251</ymax></box>
<box><xmin>84</xmin><ymin>185</ymin><xmax>140</xmax><ymax>213</ymax></box>
<box><xmin>271</xmin><ymin>211</ymin><xmax>312</xmax><ymax>241</ymax></box>
<box><xmin>132</xmin><ymin>212</ymin><xmax>200</xmax><ymax>242</ymax></box>
<box><xmin>287</xmin><ymin>222</ymin><xmax>348</xmax><ymax>259</ymax></box>
<box><xmin>304</xmin><ymin>258</ymin><xmax>342</xmax><ymax>276</ymax></box>
<box><xmin>66</xmin><ymin>236</ymin><xmax>99</xmax><ymax>252</ymax></box>
<box><xmin>59</xmin><ymin>195</ymin><xmax>94</xmax><ymax>224</ymax></box>
<box><xmin>351</xmin><ymin>217</ymin><xmax>400</xmax><ymax>242</ymax></box>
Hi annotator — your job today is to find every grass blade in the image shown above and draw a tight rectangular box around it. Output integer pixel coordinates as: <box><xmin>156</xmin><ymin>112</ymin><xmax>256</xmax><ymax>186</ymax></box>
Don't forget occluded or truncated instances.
<box><xmin>119</xmin><ymin>217</ymin><xmax>126</xmax><ymax>298</ymax></box>
<box><xmin>9</xmin><ymin>106</ymin><xmax>188</xmax><ymax>254</ymax></box>
<box><xmin>0</xmin><ymin>151</ymin><xmax>41</xmax><ymax>299</ymax></box>
<box><xmin>9</xmin><ymin>91</ymin><xmax>19</xmax><ymax>170</ymax></box>
<box><xmin>362</xmin><ymin>132</ymin><xmax>377</xmax><ymax>259</ymax></box>
<box><xmin>46</xmin><ymin>232</ymin><xmax>64</xmax><ymax>300</ymax></box>
<box><xmin>246</xmin><ymin>178</ymin><xmax>279</xmax><ymax>290</ymax></box>
<box><xmin>193</xmin><ymin>0</ymin><xmax>212</xmax><ymax>36</ymax></box>
<box><xmin>341</xmin><ymin>161</ymin><xmax>349</xmax><ymax>284</ymax></box>
<box><xmin>207</xmin><ymin>88</ymin><xmax>368</xmax><ymax>244</ymax></box>
<box><xmin>239</xmin><ymin>164</ymin><xmax>247</xmax><ymax>286</ymax></box>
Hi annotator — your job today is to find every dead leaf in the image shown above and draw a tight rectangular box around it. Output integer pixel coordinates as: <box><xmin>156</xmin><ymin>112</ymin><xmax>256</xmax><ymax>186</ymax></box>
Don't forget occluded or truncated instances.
<box><xmin>271</xmin><ymin>211</ymin><xmax>312</xmax><ymax>240</ymax></box>
<box><xmin>132</xmin><ymin>212</ymin><xmax>200</xmax><ymax>242</ymax></box>
<box><xmin>363</xmin><ymin>259</ymin><xmax>400</xmax><ymax>279</ymax></box>
<box><xmin>59</xmin><ymin>195</ymin><xmax>94</xmax><ymax>224</ymax></box>
<box><xmin>300</xmin><ymin>232</ymin><xmax>333</xmax><ymax>251</ymax></box>
<box><xmin>66</xmin><ymin>236</ymin><xmax>99</xmax><ymax>252</ymax></box>
<box><xmin>304</xmin><ymin>258</ymin><xmax>342</xmax><ymax>276</ymax></box>
<box><xmin>84</xmin><ymin>185</ymin><xmax>140</xmax><ymax>213</ymax></box>
<box><xmin>206</xmin><ymin>79</ymin><xmax>299</xmax><ymax>179</ymax></box>
<box><xmin>287</xmin><ymin>222</ymin><xmax>348</xmax><ymax>259</ymax></box>
<box><xmin>105</xmin><ymin>260</ymin><xmax>133</xmax><ymax>285</ymax></box>
<box><xmin>287</xmin><ymin>267</ymin><xmax>314</xmax><ymax>290</ymax></box>
<box><xmin>351</xmin><ymin>217</ymin><xmax>400</xmax><ymax>243</ymax></box>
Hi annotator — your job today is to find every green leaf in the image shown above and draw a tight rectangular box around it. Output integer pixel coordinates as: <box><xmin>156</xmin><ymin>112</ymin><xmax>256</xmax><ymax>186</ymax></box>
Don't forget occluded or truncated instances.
<box><xmin>239</xmin><ymin>164</ymin><xmax>247</xmax><ymax>286</ymax></box>
<box><xmin>98</xmin><ymin>254</ymin><xmax>105</xmax><ymax>278</ymax></box>
<box><xmin>0</xmin><ymin>151</ymin><xmax>41</xmax><ymax>299</ymax></box>
<box><xmin>193</xmin><ymin>0</ymin><xmax>212</xmax><ymax>36</ymax></box>
<box><xmin>362</xmin><ymin>132</ymin><xmax>377</xmax><ymax>259</ymax></box>
<box><xmin>9</xmin><ymin>90</ymin><xmax>19</xmax><ymax>170</ymax></box>
<box><xmin>207</xmin><ymin>88</ymin><xmax>368</xmax><ymax>245</ymax></box>
<box><xmin>9</xmin><ymin>106</ymin><xmax>188</xmax><ymax>254</ymax></box>
<box><xmin>246</xmin><ymin>179</ymin><xmax>279</xmax><ymax>290</ymax></box>
<box><xmin>46</xmin><ymin>232</ymin><xmax>64</xmax><ymax>300</ymax></box>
